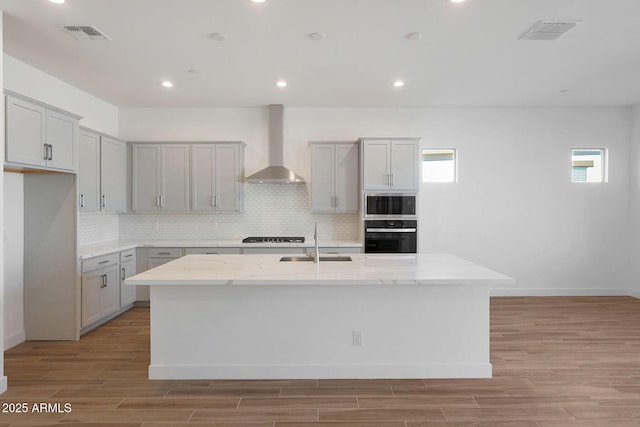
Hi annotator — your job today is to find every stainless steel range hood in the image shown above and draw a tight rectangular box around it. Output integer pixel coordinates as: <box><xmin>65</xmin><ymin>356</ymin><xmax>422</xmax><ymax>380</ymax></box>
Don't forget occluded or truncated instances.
<box><xmin>245</xmin><ymin>104</ymin><xmax>305</xmax><ymax>183</ymax></box>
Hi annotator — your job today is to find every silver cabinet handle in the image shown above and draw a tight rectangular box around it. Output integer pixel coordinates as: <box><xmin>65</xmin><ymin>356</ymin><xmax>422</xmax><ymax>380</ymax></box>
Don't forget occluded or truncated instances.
<box><xmin>121</xmin><ymin>267</ymin><xmax>126</xmax><ymax>281</ymax></box>
<box><xmin>213</xmin><ymin>195</ymin><xmax>217</xmax><ymax>208</ymax></box>
<box><xmin>366</xmin><ymin>228</ymin><xmax>417</xmax><ymax>233</ymax></box>
<box><xmin>49</xmin><ymin>144</ymin><xmax>53</xmax><ymax>160</ymax></box>
<box><xmin>387</xmin><ymin>174</ymin><xmax>391</xmax><ymax>186</ymax></box>
<box><xmin>157</xmin><ymin>252</ymin><xmax>171</xmax><ymax>255</ymax></box>
<box><xmin>160</xmin><ymin>195</ymin><xmax>164</xmax><ymax>208</ymax></box>
<box><xmin>102</xmin><ymin>194</ymin><xmax>107</xmax><ymax>209</ymax></box>
<box><xmin>124</xmin><ymin>254</ymin><xmax>134</xmax><ymax>258</ymax></box>
<box><xmin>80</xmin><ymin>194</ymin><xmax>85</xmax><ymax>208</ymax></box>
<box><xmin>43</xmin><ymin>144</ymin><xmax>49</xmax><ymax>160</ymax></box>
<box><xmin>101</xmin><ymin>274</ymin><xmax>107</xmax><ymax>288</ymax></box>
<box><xmin>334</xmin><ymin>196</ymin><xmax>338</xmax><ymax>208</ymax></box>
<box><xmin>98</xmin><ymin>260</ymin><xmax>110</xmax><ymax>265</ymax></box>
<box><xmin>390</xmin><ymin>174</ymin><xmax>394</xmax><ymax>186</ymax></box>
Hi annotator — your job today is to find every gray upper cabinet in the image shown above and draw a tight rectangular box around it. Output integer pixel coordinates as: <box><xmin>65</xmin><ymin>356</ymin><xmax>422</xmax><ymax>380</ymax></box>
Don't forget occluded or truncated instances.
<box><xmin>310</xmin><ymin>142</ymin><xmax>359</xmax><ymax>212</ymax></box>
<box><xmin>361</xmin><ymin>138</ymin><xmax>420</xmax><ymax>191</ymax></box>
<box><xmin>5</xmin><ymin>93</ymin><xmax>79</xmax><ymax>172</ymax></box>
<box><xmin>191</xmin><ymin>143</ymin><xmax>244</xmax><ymax>212</ymax></box>
<box><xmin>100</xmin><ymin>136</ymin><xmax>127</xmax><ymax>212</ymax></box>
<box><xmin>79</xmin><ymin>129</ymin><xmax>101</xmax><ymax>212</ymax></box>
<box><xmin>132</xmin><ymin>144</ymin><xmax>190</xmax><ymax>211</ymax></box>
<box><xmin>79</xmin><ymin>129</ymin><xmax>127</xmax><ymax>212</ymax></box>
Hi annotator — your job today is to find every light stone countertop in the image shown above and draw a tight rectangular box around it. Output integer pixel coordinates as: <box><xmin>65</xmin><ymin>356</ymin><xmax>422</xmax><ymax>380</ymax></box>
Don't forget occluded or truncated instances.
<box><xmin>78</xmin><ymin>240</ymin><xmax>363</xmax><ymax>260</ymax></box>
<box><xmin>125</xmin><ymin>253</ymin><xmax>515</xmax><ymax>287</ymax></box>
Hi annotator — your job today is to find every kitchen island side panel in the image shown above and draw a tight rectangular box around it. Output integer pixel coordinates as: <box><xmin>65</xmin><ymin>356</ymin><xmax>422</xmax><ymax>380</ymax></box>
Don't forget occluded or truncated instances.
<box><xmin>148</xmin><ymin>283</ymin><xmax>490</xmax><ymax>379</ymax></box>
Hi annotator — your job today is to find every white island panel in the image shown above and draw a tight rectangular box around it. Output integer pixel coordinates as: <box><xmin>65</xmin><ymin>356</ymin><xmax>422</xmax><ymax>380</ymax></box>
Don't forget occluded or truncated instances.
<box><xmin>126</xmin><ymin>253</ymin><xmax>513</xmax><ymax>380</ymax></box>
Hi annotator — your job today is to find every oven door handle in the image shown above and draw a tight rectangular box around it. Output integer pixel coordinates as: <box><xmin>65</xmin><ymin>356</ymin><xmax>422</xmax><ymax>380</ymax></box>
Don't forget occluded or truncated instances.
<box><xmin>366</xmin><ymin>228</ymin><xmax>417</xmax><ymax>233</ymax></box>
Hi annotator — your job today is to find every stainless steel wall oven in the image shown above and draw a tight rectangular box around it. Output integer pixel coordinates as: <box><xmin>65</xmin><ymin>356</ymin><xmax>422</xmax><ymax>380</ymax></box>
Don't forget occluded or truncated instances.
<box><xmin>364</xmin><ymin>219</ymin><xmax>417</xmax><ymax>253</ymax></box>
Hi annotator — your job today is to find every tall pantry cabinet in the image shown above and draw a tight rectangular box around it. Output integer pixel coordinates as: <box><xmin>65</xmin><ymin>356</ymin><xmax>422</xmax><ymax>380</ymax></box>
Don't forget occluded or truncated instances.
<box><xmin>4</xmin><ymin>91</ymin><xmax>80</xmax><ymax>341</ymax></box>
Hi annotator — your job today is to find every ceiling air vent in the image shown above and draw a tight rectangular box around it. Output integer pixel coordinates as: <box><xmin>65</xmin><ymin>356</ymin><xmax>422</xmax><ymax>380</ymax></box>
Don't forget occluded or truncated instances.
<box><xmin>59</xmin><ymin>25</ymin><xmax>110</xmax><ymax>40</ymax></box>
<box><xmin>519</xmin><ymin>20</ymin><xmax>580</xmax><ymax>41</ymax></box>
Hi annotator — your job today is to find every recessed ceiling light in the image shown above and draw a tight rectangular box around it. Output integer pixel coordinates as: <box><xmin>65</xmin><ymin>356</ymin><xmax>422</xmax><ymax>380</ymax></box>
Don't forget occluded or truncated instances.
<box><xmin>209</xmin><ymin>33</ymin><xmax>227</xmax><ymax>42</ymax></box>
<box><xmin>393</xmin><ymin>80</ymin><xmax>405</xmax><ymax>88</ymax></box>
<box><xmin>449</xmin><ymin>0</ymin><xmax>466</xmax><ymax>3</ymax></box>
<box><xmin>308</xmin><ymin>32</ymin><xmax>326</xmax><ymax>41</ymax></box>
<box><xmin>161</xmin><ymin>81</ymin><xmax>174</xmax><ymax>88</ymax></box>
<box><xmin>49</xmin><ymin>0</ymin><xmax>65</xmax><ymax>4</ymax></box>
<box><xmin>275</xmin><ymin>80</ymin><xmax>288</xmax><ymax>88</ymax></box>
<box><xmin>252</xmin><ymin>0</ymin><xmax>267</xmax><ymax>3</ymax></box>
<box><xmin>405</xmin><ymin>32</ymin><xmax>423</xmax><ymax>41</ymax></box>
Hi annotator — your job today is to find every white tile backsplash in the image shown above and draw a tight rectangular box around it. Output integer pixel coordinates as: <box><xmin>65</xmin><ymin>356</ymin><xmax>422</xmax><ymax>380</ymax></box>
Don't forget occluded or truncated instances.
<box><xmin>78</xmin><ymin>212</ymin><xmax>120</xmax><ymax>246</ymax></box>
<box><xmin>117</xmin><ymin>184</ymin><xmax>360</xmax><ymax>241</ymax></box>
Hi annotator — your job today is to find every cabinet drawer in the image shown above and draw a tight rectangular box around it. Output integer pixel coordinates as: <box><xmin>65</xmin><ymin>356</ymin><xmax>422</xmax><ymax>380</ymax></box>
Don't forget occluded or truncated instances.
<box><xmin>120</xmin><ymin>249</ymin><xmax>136</xmax><ymax>262</ymax></box>
<box><xmin>147</xmin><ymin>248</ymin><xmax>183</xmax><ymax>258</ymax></box>
<box><xmin>184</xmin><ymin>247</ymin><xmax>241</xmax><ymax>255</ymax></box>
<box><xmin>82</xmin><ymin>252</ymin><xmax>119</xmax><ymax>273</ymax></box>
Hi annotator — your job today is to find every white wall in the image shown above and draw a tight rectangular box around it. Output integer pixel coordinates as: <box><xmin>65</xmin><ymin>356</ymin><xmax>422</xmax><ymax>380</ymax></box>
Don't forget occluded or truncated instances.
<box><xmin>630</xmin><ymin>106</ymin><xmax>640</xmax><ymax>298</ymax></box>
<box><xmin>3</xmin><ymin>173</ymin><xmax>23</xmax><ymax>350</ymax></box>
<box><xmin>3</xmin><ymin>55</ymin><xmax>119</xmax><ymax>136</ymax></box>
<box><xmin>0</xmin><ymin>10</ymin><xmax>7</xmax><ymax>394</ymax></box>
<box><xmin>121</xmin><ymin>106</ymin><xmax>633</xmax><ymax>295</ymax></box>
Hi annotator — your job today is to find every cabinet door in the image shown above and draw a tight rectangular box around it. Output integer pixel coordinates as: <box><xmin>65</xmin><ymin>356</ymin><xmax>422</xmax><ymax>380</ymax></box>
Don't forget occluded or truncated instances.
<box><xmin>81</xmin><ymin>270</ymin><xmax>103</xmax><ymax>327</ymax></box>
<box><xmin>161</xmin><ymin>145</ymin><xmax>190</xmax><ymax>211</ymax></box>
<box><xmin>334</xmin><ymin>143</ymin><xmax>359</xmax><ymax>211</ymax></box>
<box><xmin>46</xmin><ymin>110</ymin><xmax>77</xmax><ymax>171</ymax></box>
<box><xmin>5</xmin><ymin>95</ymin><xmax>47</xmax><ymax>167</ymax></box>
<box><xmin>78</xmin><ymin>130</ymin><xmax>101</xmax><ymax>212</ymax></box>
<box><xmin>101</xmin><ymin>264</ymin><xmax>120</xmax><ymax>316</ymax></box>
<box><xmin>120</xmin><ymin>260</ymin><xmax>137</xmax><ymax>307</ymax></box>
<box><xmin>363</xmin><ymin>140</ymin><xmax>391</xmax><ymax>190</ymax></box>
<box><xmin>310</xmin><ymin>144</ymin><xmax>336</xmax><ymax>212</ymax></box>
<box><xmin>216</xmin><ymin>144</ymin><xmax>241</xmax><ymax>211</ymax></box>
<box><xmin>191</xmin><ymin>144</ymin><xmax>216</xmax><ymax>211</ymax></box>
<box><xmin>390</xmin><ymin>140</ymin><xmax>419</xmax><ymax>190</ymax></box>
<box><xmin>100</xmin><ymin>136</ymin><xmax>127</xmax><ymax>212</ymax></box>
<box><xmin>132</xmin><ymin>144</ymin><xmax>161</xmax><ymax>211</ymax></box>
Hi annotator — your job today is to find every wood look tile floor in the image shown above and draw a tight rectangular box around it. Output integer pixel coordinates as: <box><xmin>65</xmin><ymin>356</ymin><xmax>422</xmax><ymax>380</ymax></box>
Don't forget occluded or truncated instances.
<box><xmin>1</xmin><ymin>296</ymin><xmax>640</xmax><ymax>426</ymax></box>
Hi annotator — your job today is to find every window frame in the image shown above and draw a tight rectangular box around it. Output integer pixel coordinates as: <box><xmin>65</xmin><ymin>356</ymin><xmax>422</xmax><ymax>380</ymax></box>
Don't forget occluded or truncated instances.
<box><xmin>421</xmin><ymin>148</ymin><xmax>458</xmax><ymax>183</ymax></box>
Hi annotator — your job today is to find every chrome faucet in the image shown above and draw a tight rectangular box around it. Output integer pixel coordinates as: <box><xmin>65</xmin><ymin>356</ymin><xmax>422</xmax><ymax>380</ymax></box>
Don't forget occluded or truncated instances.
<box><xmin>313</xmin><ymin>222</ymin><xmax>319</xmax><ymax>263</ymax></box>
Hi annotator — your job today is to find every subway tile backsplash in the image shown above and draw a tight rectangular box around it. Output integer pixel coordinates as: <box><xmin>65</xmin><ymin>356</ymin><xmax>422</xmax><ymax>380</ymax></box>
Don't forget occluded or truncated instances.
<box><xmin>80</xmin><ymin>184</ymin><xmax>360</xmax><ymax>245</ymax></box>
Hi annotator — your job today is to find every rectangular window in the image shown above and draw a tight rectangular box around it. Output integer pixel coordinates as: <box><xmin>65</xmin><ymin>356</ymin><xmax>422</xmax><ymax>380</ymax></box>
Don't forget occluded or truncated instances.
<box><xmin>422</xmin><ymin>149</ymin><xmax>457</xmax><ymax>183</ymax></box>
<box><xmin>572</xmin><ymin>149</ymin><xmax>606</xmax><ymax>183</ymax></box>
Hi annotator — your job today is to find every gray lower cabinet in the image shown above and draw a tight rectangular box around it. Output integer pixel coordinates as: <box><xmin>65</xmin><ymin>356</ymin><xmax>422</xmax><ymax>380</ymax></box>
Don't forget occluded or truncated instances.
<box><xmin>81</xmin><ymin>254</ymin><xmax>120</xmax><ymax>328</ymax></box>
<box><xmin>120</xmin><ymin>249</ymin><xmax>137</xmax><ymax>307</ymax></box>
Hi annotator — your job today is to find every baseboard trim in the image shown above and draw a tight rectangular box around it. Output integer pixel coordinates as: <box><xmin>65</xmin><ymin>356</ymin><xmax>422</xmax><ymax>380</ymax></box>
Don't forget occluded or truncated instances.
<box><xmin>628</xmin><ymin>289</ymin><xmax>640</xmax><ymax>299</ymax></box>
<box><xmin>4</xmin><ymin>329</ymin><xmax>26</xmax><ymax>351</ymax></box>
<box><xmin>149</xmin><ymin>362</ymin><xmax>493</xmax><ymax>380</ymax></box>
<box><xmin>491</xmin><ymin>288</ymin><xmax>632</xmax><ymax>297</ymax></box>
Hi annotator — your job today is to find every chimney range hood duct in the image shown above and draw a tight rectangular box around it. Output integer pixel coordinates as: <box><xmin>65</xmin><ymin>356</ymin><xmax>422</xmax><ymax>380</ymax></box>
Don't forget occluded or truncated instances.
<box><xmin>245</xmin><ymin>104</ymin><xmax>305</xmax><ymax>184</ymax></box>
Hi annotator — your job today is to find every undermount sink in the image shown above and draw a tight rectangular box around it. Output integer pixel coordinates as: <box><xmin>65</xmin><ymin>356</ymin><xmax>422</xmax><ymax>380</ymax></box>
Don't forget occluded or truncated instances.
<box><xmin>280</xmin><ymin>256</ymin><xmax>352</xmax><ymax>262</ymax></box>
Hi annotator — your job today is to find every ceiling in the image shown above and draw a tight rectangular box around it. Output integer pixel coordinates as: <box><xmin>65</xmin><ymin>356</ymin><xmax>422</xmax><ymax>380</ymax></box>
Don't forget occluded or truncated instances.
<box><xmin>2</xmin><ymin>0</ymin><xmax>640</xmax><ymax>108</ymax></box>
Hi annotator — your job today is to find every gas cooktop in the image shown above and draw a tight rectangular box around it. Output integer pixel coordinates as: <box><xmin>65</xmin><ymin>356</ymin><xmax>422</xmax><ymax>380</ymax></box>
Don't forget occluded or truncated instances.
<box><xmin>242</xmin><ymin>236</ymin><xmax>305</xmax><ymax>244</ymax></box>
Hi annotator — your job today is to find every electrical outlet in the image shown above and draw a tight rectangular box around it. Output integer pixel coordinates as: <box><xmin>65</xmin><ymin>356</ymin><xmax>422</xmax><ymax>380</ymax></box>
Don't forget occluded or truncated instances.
<box><xmin>352</xmin><ymin>330</ymin><xmax>363</xmax><ymax>346</ymax></box>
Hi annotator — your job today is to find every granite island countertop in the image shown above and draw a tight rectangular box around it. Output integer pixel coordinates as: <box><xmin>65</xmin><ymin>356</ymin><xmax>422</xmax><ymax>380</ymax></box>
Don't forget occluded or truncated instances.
<box><xmin>125</xmin><ymin>253</ymin><xmax>515</xmax><ymax>286</ymax></box>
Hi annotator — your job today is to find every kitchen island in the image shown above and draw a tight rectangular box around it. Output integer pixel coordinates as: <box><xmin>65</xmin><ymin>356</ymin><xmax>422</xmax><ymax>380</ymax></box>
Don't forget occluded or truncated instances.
<box><xmin>126</xmin><ymin>253</ymin><xmax>514</xmax><ymax>380</ymax></box>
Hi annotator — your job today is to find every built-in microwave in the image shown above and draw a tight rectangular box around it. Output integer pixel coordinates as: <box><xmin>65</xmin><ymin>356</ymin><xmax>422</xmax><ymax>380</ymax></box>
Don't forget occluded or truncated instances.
<box><xmin>365</xmin><ymin>194</ymin><xmax>416</xmax><ymax>217</ymax></box>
